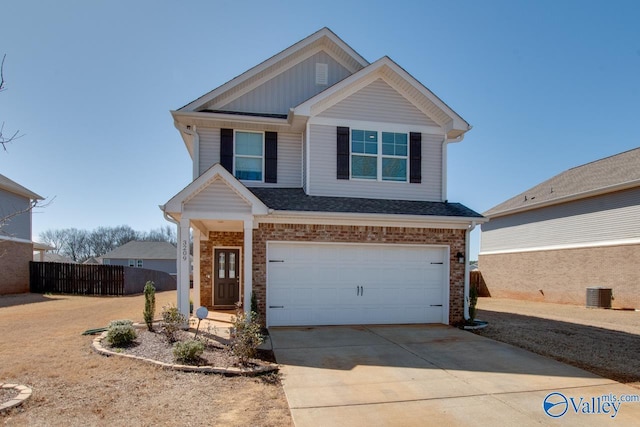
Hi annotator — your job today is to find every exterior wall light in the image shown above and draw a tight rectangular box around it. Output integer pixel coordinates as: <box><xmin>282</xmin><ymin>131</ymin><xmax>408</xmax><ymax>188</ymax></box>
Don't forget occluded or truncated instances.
<box><xmin>457</xmin><ymin>252</ymin><xmax>465</xmax><ymax>264</ymax></box>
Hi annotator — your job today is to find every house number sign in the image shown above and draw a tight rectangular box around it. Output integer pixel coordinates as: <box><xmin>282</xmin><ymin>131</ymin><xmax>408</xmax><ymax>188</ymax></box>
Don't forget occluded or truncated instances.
<box><xmin>181</xmin><ymin>239</ymin><xmax>188</xmax><ymax>261</ymax></box>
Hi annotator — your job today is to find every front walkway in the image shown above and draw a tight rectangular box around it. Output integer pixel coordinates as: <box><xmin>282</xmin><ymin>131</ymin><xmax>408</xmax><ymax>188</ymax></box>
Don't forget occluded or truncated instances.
<box><xmin>271</xmin><ymin>325</ymin><xmax>640</xmax><ymax>426</ymax></box>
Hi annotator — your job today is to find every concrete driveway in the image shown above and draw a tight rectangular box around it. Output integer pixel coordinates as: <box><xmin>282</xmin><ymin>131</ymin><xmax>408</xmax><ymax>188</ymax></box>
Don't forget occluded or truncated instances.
<box><xmin>270</xmin><ymin>325</ymin><xmax>640</xmax><ymax>426</ymax></box>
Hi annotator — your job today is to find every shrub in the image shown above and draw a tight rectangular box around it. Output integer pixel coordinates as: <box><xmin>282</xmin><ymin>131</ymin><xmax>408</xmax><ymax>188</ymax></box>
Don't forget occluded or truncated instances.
<box><xmin>173</xmin><ymin>340</ymin><xmax>205</xmax><ymax>364</ymax></box>
<box><xmin>161</xmin><ymin>304</ymin><xmax>186</xmax><ymax>343</ymax></box>
<box><xmin>143</xmin><ymin>281</ymin><xmax>156</xmax><ymax>331</ymax></box>
<box><xmin>228</xmin><ymin>311</ymin><xmax>264</xmax><ymax>365</ymax></box>
<box><xmin>106</xmin><ymin>319</ymin><xmax>136</xmax><ymax>347</ymax></box>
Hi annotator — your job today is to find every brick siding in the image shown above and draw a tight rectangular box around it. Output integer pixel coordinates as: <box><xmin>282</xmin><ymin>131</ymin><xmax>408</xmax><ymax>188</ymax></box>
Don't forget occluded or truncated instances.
<box><xmin>200</xmin><ymin>232</ymin><xmax>244</xmax><ymax>308</ymax></box>
<box><xmin>0</xmin><ymin>240</ymin><xmax>33</xmax><ymax>294</ymax></box>
<box><xmin>479</xmin><ymin>244</ymin><xmax>640</xmax><ymax>309</ymax></box>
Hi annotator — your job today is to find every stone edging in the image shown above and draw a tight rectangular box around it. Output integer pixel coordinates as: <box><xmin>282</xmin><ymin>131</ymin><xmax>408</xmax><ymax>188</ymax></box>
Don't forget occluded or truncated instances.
<box><xmin>0</xmin><ymin>383</ymin><xmax>32</xmax><ymax>413</ymax></box>
<box><xmin>92</xmin><ymin>332</ymin><xmax>278</xmax><ymax>376</ymax></box>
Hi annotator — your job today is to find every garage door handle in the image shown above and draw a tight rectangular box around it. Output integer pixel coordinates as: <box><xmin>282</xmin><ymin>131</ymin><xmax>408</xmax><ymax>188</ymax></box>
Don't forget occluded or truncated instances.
<box><xmin>431</xmin><ymin>262</ymin><xmax>443</xmax><ymax>265</ymax></box>
<box><xmin>430</xmin><ymin>304</ymin><xmax>443</xmax><ymax>307</ymax></box>
<box><xmin>269</xmin><ymin>305</ymin><xmax>284</xmax><ymax>309</ymax></box>
<box><xmin>361</xmin><ymin>286</ymin><xmax>364</xmax><ymax>296</ymax></box>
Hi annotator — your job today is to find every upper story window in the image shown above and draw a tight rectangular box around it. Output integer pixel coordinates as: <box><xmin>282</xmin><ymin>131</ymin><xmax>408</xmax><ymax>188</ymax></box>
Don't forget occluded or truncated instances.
<box><xmin>234</xmin><ymin>131</ymin><xmax>264</xmax><ymax>181</ymax></box>
<box><xmin>351</xmin><ymin>129</ymin><xmax>408</xmax><ymax>182</ymax></box>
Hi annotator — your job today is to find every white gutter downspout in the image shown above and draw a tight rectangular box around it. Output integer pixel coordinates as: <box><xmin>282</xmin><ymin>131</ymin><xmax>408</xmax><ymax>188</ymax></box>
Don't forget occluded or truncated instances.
<box><xmin>464</xmin><ymin>220</ymin><xmax>477</xmax><ymax>321</ymax></box>
<box><xmin>441</xmin><ymin>133</ymin><xmax>465</xmax><ymax>201</ymax></box>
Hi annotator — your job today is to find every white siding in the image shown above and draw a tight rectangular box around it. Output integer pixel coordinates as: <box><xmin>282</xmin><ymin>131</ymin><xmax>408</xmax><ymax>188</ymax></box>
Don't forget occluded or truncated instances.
<box><xmin>308</xmin><ymin>124</ymin><xmax>442</xmax><ymax>201</ymax></box>
<box><xmin>198</xmin><ymin>128</ymin><xmax>302</xmax><ymax>187</ymax></box>
<box><xmin>185</xmin><ymin>179</ymin><xmax>252</xmax><ymax>214</ymax></box>
<box><xmin>481</xmin><ymin>187</ymin><xmax>640</xmax><ymax>253</ymax></box>
<box><xmin>0</xmin><ymin>189</ymin><xmax>31</xmax><ymax>240</ymax></box>
<box><xmin>319</xmin><ymin>79</ymin><xmax>440</xmax><ymax>127</ymax></box>
<box><xmin>220</xmin><ymin>51</ymin><xmax>352</xmax><ymax>115</ymax></box>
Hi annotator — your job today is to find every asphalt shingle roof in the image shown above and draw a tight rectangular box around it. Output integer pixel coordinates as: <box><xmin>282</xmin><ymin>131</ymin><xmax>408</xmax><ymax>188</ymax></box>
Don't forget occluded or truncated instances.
<box><xmin>484</xmin><ymin>146</ymin><xmax>640</xmax><ymax>217</ymax></box>
<box><xmin>249</xmin><ymin>188</ymin><xmax>483</xmax><ymax>218</ymax></box>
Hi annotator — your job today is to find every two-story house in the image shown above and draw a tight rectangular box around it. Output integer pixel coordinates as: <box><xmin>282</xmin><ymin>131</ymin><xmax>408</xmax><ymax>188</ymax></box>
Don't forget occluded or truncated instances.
<box><xmin>162</xmin><ymin>28</ymin><xmax>485</xmax><ymax>327</ymax></box>
<box><xmin>0</xmin><ymin>173</ymin><xmax>43</xmax><ymax>294</ymax></box>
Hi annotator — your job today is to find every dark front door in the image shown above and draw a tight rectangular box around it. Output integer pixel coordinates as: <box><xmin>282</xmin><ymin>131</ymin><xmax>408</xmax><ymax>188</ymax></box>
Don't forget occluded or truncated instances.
<box><xmin>214</xmin><ymin>249</ymin><xmax>240</xmax><ymax>307</ymax></box>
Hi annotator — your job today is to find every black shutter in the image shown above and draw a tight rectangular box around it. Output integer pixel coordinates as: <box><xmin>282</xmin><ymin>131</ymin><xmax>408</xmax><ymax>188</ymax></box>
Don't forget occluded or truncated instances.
<box><xmin>337</xmin><ymin>126</ymin><xmax>350</xmax><ymax>180</ymax></box>
<box><xmin>409</xmin><ymin>132</ymin><xmax>422</xmax><ymax>183</ymax></box>
<box><xmin>265</xmin><ymin>131</ymin><xmax>278</xmax><ymax>183</ymax></box>
<box><xmin>220</xmin><ymin>128</ymin><xmax>234</xmax><ymax>173</ymax></box>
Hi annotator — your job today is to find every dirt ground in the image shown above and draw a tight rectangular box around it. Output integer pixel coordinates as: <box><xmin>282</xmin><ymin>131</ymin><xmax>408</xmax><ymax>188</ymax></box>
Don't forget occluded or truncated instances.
<box><xmin>474</xmin><ymin>297</ymin><xmax>640</xmax><ymax>388</ymax></box>
<box><xmin>0</xmin><ymin>292</ymin><xmax>292</xmax><ymax>427</ymax></box>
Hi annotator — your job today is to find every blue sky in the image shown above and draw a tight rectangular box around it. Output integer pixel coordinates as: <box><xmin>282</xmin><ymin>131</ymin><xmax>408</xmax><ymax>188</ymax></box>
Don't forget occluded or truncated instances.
<box><xmin>2</xmin><ymin>0</ymin><xmax>639</xmax><ymax>259</ymax></box>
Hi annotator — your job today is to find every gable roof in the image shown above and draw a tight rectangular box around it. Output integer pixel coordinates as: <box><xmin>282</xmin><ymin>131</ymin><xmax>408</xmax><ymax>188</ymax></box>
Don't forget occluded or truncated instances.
<box><xmin>101</xmin><ymin>241</ymin><xmax>177</xmax><ymax>260</ymax></box>
<box><xmin>0</xmin><ymin>173</ymin><xmax>43</xmax><ymax>200</ymax></box>
<box><xmin>295</xmin><ymin>56</ymin><xmax>470</xmax><ymax>138</ymax></box>
<box><xmin>179</xmin><ymin>27</ymin><xmax>368</xmax><ymax>113</ymax></box>
<box><xmin>250</xmin><ymin>188</ymin><xmax>483</xmax><ymax>219</ymax></box>
<box><xmin>485</xmin><ymin>147</ymin><xmax>640</xmax><ymax>218</ymax></box>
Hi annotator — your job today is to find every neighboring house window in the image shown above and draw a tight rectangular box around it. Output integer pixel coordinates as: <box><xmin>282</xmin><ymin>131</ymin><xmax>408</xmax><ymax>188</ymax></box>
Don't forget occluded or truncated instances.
<box><xmin>234</xmin><ymin>131</ymin><xmax>264</xmax><ymax>181</ymax></box>
<box><xmin>128</xmin><ymin>259</ymin><xmax>143</xmax><ymax>268</ymax></box>
<box><xmin>103</xmin><ymin>259</ymin><xmax>110</xmax><ymax>265</ymax></box>
<box><xmin>350</xmin><ymin>129</ymin><xmax>408</xmax><ymax>182</ymax></box>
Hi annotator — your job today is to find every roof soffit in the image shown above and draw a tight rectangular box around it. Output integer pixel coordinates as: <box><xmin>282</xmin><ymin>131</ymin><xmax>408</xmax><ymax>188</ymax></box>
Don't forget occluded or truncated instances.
<box><xmin>179</xmin><ymin>28</ymin><xmax>369</xmax><ymax>113</ymax></box>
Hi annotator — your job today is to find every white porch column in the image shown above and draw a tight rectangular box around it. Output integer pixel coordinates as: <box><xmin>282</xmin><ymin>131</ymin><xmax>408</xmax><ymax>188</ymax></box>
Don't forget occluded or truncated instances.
<box><xmin>243</xmin><ymin>220</ymin><xmax>253</xmax><ymax>316</ymax></box>
<box><xmin>177</xmin><ymin>219</ymin><xmax>191</xmax><ymax>319</ymax></box>
<box><xmin>192</xmin><ymin>228</ymin><xmax>201</xmax><ymax>312</ymax></box>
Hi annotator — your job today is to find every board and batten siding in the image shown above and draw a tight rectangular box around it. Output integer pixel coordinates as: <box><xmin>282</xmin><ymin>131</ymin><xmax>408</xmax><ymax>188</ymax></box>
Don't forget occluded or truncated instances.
<box><xmin>185</xmin><ymin>179</ymin><xmax>252</xmax><ymax>214</ymax></box>
<box><xmin>0</xmin><ymin>189</ymin><xmax>31</xmax><ymax>241</ymax></box>
<box><xmin>307</xmin><ymin>124</ymin><xmax>442</xmax><ymax>201</ymax></box>
<box><xmin>481</xmin><ymin>186</ymin><xmax>640</xmax><ymax>253</ymax></box>
<box><xmin>197</xmin><ymin>128</ymin><xmax>302</xmax><ymax>187</ymax></box>
<box><xmin>318</xmin><ymin>79</ymin><xmax>440</xmax><ymax>127</ymax></box>
<box><xmin>220</xmin><ymin>51</ymin><xmax>352</xmax><ymax>115</ymax></box>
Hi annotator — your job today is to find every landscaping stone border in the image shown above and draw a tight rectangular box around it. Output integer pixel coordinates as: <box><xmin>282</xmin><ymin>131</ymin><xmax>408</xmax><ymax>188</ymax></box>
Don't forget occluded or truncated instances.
<box><xmin>92</xmin><ymin>332</ymin><xmax>278</xmax><ymax>376</ymax></box>
<box><xmin>0</xmin><ymin>383</ymin><xmax>32</xmax><ymax>413</ymax></box>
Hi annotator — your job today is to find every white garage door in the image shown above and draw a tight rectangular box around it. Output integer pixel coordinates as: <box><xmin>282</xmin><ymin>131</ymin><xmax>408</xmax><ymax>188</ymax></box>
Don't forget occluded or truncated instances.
<box><xmin>267</xmin><ymin>242</ymin><xmax>449</xmax><ymax>327</ymax></box>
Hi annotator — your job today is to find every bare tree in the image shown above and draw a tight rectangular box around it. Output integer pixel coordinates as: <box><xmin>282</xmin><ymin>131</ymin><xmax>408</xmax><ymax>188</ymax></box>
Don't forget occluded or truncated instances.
<box><xmin>0</xmin><ymin>54</ymin><xmax>23</xmax><ymax>151</ymax></box>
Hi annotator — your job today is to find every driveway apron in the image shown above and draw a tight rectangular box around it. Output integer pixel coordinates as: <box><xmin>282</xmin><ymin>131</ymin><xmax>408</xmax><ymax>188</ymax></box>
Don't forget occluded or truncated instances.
<box><xmin>270</xmin><ymin>325</ymin><xmax>640</xmax><ymax>426</ymax></box>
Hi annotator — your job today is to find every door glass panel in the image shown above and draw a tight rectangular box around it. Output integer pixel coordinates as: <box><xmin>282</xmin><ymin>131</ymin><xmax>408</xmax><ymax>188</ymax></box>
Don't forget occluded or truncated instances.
<box><xmin>229</xmin><ymin>252</ymin><xmax>236</xmax><ymax>279</ymax></box>
<box><xmin>218</xmin><ymin>253</ymin><xmax>225</xmax><ymax>279</ymax></box>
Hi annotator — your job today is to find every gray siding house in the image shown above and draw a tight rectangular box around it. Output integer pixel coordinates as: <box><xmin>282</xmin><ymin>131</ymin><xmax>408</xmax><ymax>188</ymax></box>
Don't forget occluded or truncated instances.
<box><xmin>480</xmin><ymin>147</ymin><xmax>640</xmax><ymax>309</ymax></box>
<box><xmin>100</xmin><ymin>241</ymin><xmax>177</xmax><ymax>275</ymax></box>
<box><xmin>163</xmin><ymin>28</ymin><xmax>485</xmax><ymax>326</ymax></box>
<box><xmin>0</xmin><ymin>173</ymin><xmax>43</xmax><ymax>294</ymax></box>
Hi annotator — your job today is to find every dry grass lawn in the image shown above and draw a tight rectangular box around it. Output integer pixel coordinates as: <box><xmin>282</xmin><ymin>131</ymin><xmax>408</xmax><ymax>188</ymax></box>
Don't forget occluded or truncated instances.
<box><xmin>0</xmin><ymin>291</ymin><xmax>292</xmax><ymax>426</ymax></box>
<box><xmin>473</xmin><ymin>297</ymin><xmax>640</xmax><ymax>388</ymax></box>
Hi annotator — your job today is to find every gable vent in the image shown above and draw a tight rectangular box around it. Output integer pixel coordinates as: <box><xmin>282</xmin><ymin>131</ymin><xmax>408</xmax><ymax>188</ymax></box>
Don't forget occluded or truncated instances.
<box><xmin>316</xmin><ymin>63</ymin><xmax>328</xmax><ymax>85</ymax></box>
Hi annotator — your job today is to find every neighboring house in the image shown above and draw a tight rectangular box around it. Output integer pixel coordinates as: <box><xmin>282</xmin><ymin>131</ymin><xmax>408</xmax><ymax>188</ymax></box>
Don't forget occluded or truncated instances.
<box><xmin>33</xmin><ymin>252</ymin><xmax>77</xmax><ymax>264</ymax></box>
<box><xmin>0</xmin><ymin>173</ymin><xmax>43</xmax><ymax>294</ymax></box>
<box><xmin>480</xmin><ymin>147</ymin><xmax>640</xmax><ymax>309</ymax></box>
<box><xmin>162</xmin><ymin>28</ymin><xmax>485</xmax><ymax>326</ymax></box>
<box><xmin>100</xmin><ymin>241</ymin><xmax>177</xmax><ymax>275</ymax></box>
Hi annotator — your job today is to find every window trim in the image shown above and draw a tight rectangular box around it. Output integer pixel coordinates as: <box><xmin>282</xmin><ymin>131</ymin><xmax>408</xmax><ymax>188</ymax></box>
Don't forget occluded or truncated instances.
<box><xmin>350</xmin><ymin>129</ymin><xmax>409</xmax><ymax>182</ymax></box>
<box><xmin>233</xmin><ymin>130</ymin><xmax>265</xmax><ymax>183</ymax></box>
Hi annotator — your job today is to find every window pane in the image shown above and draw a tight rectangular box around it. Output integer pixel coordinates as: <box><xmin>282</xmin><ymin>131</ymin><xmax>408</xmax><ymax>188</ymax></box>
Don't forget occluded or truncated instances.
<box><xmin>381</xmin><ymin>132</ymin><xmax>407</xmax><ymax>155</ymax></box>
<box><xmin>218</xmin><ymin>253</ymin><xmax>226</xmax><ymax>279</ymax></box>
<box><xmin>351</xmin><ymin>129</ymin><xmax>364</xmax><ymax>142</ymax></box>
<box><xmin>229</xmin><ymin>252</ymin><xmax>236</xmax><ymax>279</ymax></box>
<box><xmin>382</xmin><ymin>158</ymin><xmax>407</xmax><ymax>181</ymax></box>
<box><xmin>352</xmin><ymin>141</ymin><xmax>365</xmax><ymax>154</ymax></box>
<box><xmin>352</xmin><ymin>155</ymin><xmax>377</xmax><ymax>179</ymax></box>
<box><xmin>364</xmin><ymin>140</ymin><xmax>378</xmax><ymax>154</ymax></box>
<box><xmin>236</xmin><ymin>132</ymin><xmax>263</xmax><ymax>156</ymax></box>
<box><xmin>235</xmin><ymin>157</ymin><xmax>263</xmax><ymax>181</ymax></box>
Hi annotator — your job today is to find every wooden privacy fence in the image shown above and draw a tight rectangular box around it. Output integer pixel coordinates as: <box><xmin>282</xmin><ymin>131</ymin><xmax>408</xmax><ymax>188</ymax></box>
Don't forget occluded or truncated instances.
<box><xmin>470</xmin><ymin>270</ymin><xmax>491</xmax><ymax>297</ymax></box>
<box><xmin>30</xmin><ymin>262</ymin><xmax>176</xmax><ymax>296</ymax></box>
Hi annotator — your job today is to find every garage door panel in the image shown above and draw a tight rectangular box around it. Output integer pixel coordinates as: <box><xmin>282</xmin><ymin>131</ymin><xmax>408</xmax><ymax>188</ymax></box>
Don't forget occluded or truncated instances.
<box><xmin>267</xmin><ymin>242</ymin><xmax>448</xmax><ymax>327</ymax></box>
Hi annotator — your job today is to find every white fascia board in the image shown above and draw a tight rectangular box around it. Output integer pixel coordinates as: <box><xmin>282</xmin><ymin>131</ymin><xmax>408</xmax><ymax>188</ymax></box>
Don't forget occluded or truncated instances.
<box><xmin>0</xmin><ymin>235</ymin><xmax>34</xmax><ymax>244</ymax></box>
<box><xmin>172</xmin><ymin>110</ymin><xmax>290</xmax><ymax>127</ymax></box>
<box><xmin>163</xmin><ymin>164</ymin><xmax>269</xmax><ymax>215</ymax></box>
<box><xmin>486</xmin><ymin>180</ymin><xmax>640</xmax><ymax>219</ymax></box>
<box><xmin>308</xmin><ymin>116</ymin><xmax>443</xmax><ymax>135</ymax></box>
<box><xmin>259</xmin><ymin>210</ymin><xmax>486</xmax><ymax>229</ymax></box>
<box><xmin>179</xmin><ymin>28</ymin><xmax>368</xmax><ymax>112</ymax></box>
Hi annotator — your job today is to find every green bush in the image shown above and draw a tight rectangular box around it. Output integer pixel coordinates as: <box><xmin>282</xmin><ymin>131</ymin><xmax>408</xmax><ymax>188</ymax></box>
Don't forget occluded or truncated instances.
<box><xmin>106</xmin><ymin>319</ymin><xmax>136</xmax><ymax>347</ymax></box>
<box><xmin>228</xmin><ymin>311</ymin><xmax>264</xmax><ymax>364</ymax></box>
<box><xmin>173</xmin><ymin>340</ymin><xmax>205</xmax><ymax>364</ymax></box>
<box><xmin>143</xmin><ymin>281</ymin><xmax>156</xmax><ymax>331</ymax></box>
<box><xmin>161</xmin><ymin>304</ymin><xmax>186</xmax><ymax>343</ymax></box>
